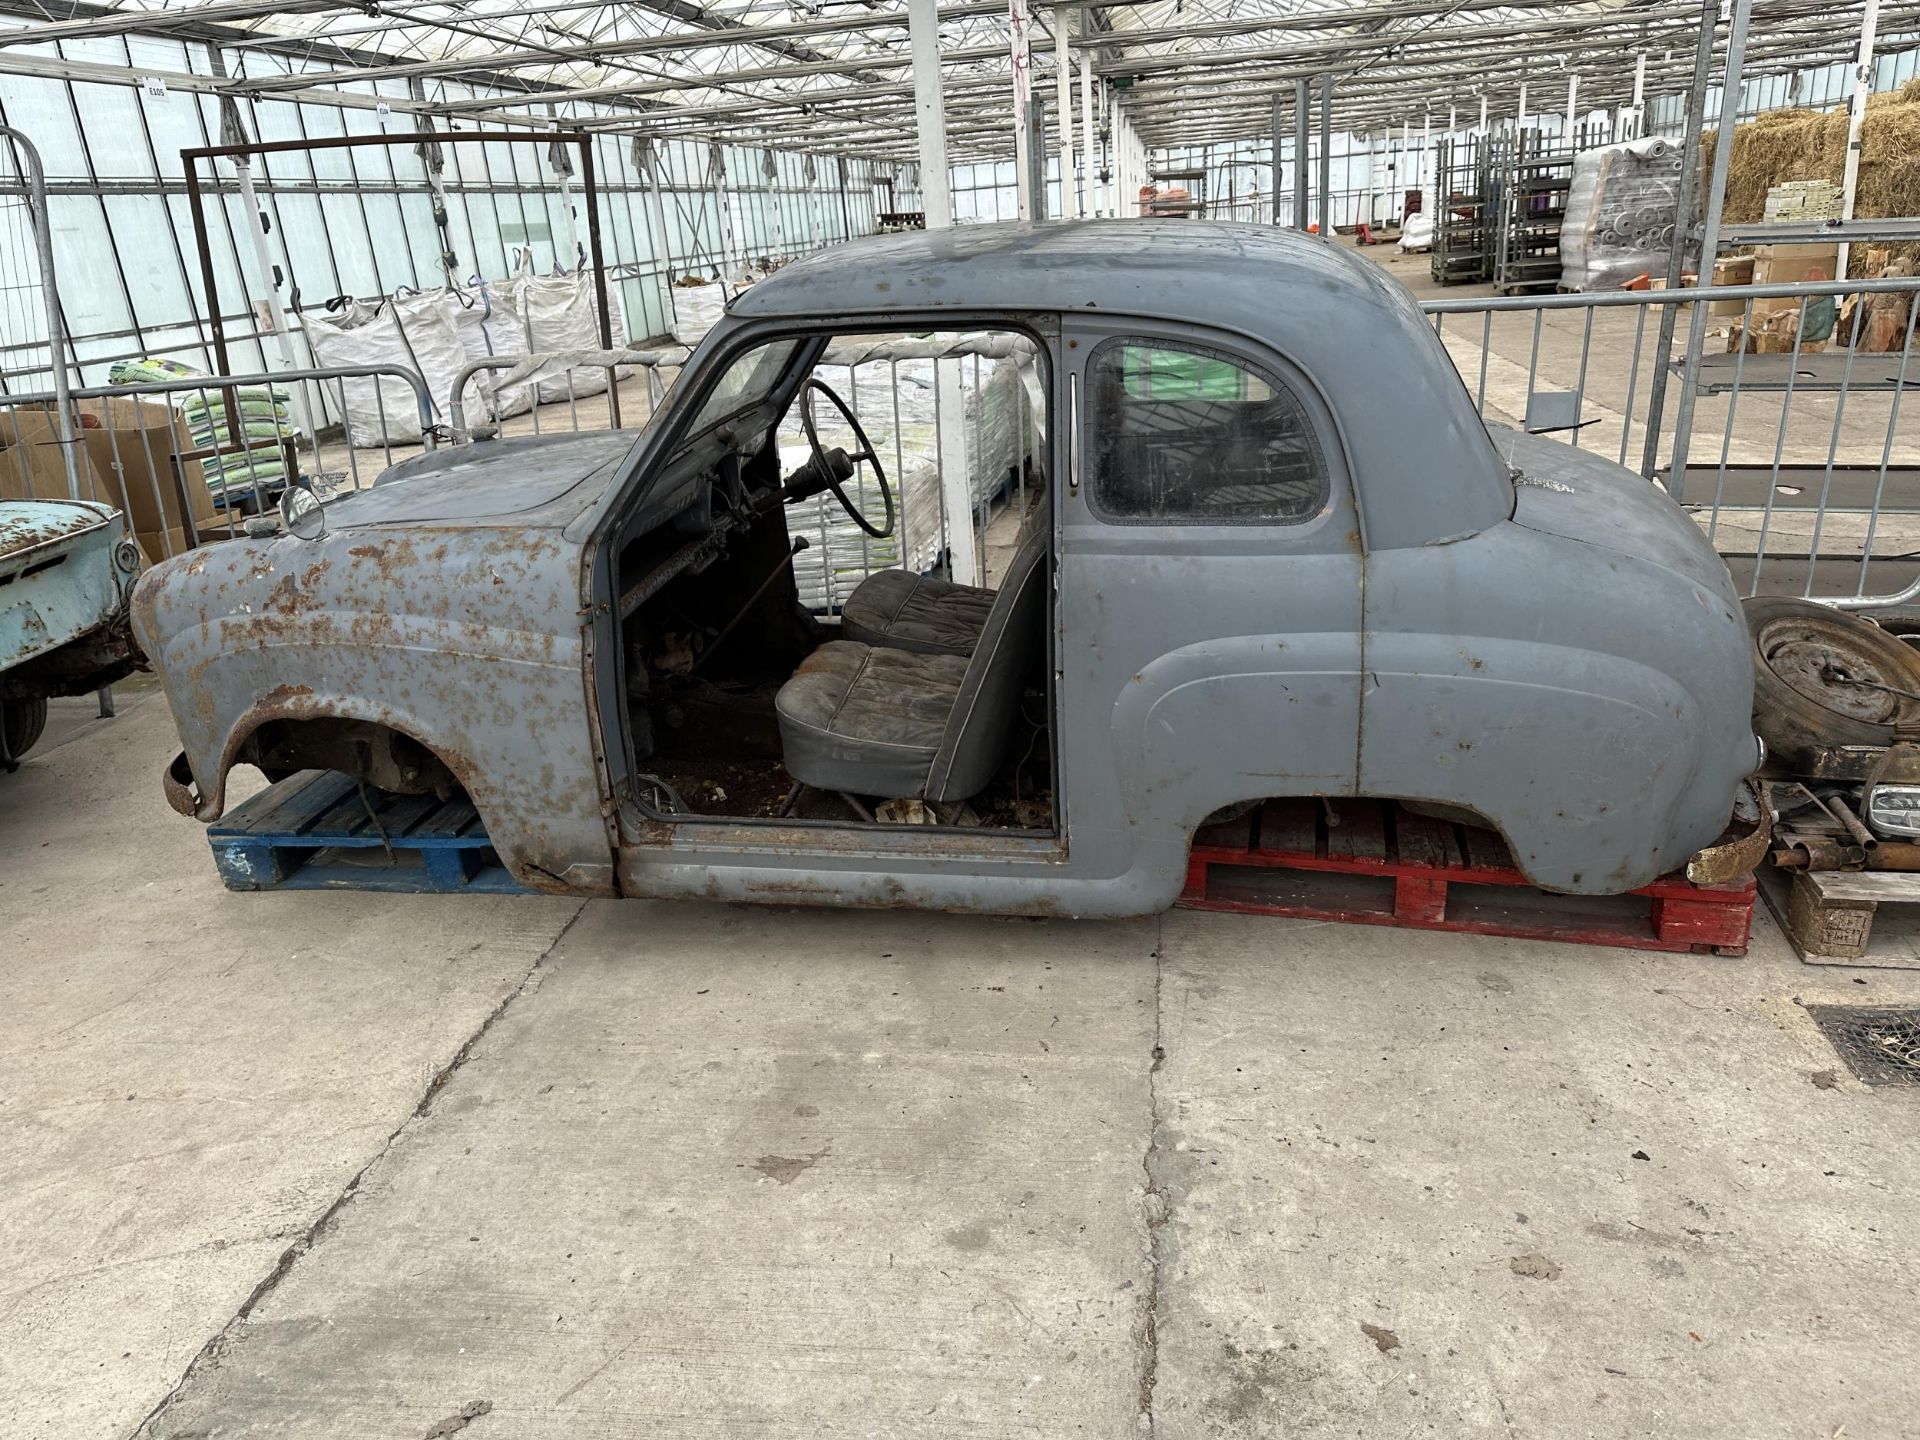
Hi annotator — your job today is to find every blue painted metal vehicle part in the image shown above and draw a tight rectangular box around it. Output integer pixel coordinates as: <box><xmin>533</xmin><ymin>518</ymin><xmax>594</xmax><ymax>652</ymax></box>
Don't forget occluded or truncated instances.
<box><xmin>1</xmin><ymin>500</ymin><xmax>125</xmax><ymax>675</ymax></box>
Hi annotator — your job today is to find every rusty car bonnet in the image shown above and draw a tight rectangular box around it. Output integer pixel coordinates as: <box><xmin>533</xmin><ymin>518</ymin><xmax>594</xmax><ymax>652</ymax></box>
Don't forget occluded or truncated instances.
<box><xmin>317</xmin><ymin>432</ymin><xmax>636</xmax><ymax>530</ymax></box>
<box><xmin>2</xmin><ymin>500</ymin><xmax>117</xmax><ymax>569</ymax></box>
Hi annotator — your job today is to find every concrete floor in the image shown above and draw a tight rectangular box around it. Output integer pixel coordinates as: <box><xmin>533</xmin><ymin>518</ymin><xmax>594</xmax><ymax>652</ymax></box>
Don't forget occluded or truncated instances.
<box><xmin>5</xmin><ymin>686</ymin><xmax>1919</xmax><ymax>1438</ymax></box>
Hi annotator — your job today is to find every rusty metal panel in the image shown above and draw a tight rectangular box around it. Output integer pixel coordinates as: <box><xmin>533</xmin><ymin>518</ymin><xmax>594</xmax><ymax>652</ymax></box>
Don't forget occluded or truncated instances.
<box><xmin>131</xmin><ymin>498</ymin><xmax>616</xmax><ymax>896</ymax></box>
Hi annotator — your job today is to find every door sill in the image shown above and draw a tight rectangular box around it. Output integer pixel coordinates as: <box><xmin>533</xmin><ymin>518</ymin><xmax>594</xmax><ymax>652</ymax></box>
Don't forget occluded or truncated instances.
<box><xmin>622</xmin><ymin>806</ymin><xmax>1066</xmax><ymax>862</ymax></box>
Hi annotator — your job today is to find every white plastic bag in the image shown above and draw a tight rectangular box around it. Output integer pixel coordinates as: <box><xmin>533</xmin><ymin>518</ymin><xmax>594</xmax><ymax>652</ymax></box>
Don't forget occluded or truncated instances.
<box><xmin>301</xmin><ymin>296</ymin><xmax>470</xmax><ymax>447</ymax></box>
<box><xmin>1398</xmin><ymin>211</ymin><xmax>1434</xmax><ymax>253</ymax></box>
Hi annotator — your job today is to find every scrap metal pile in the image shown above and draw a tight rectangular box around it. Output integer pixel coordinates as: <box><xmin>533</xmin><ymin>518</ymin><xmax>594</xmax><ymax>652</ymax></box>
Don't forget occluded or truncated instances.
<box><xmin>1747</xmin><ymin>597</ymin><xmax>1920</xmax><ymax>872</ymax></box>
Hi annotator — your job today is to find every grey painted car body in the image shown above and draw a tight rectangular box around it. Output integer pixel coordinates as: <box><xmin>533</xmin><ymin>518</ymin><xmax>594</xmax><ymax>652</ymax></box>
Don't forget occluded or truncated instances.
<box><xmin>133</xmin><ymin>221</ymin><xmax>1757</xmax><ymax>913</ymax></box>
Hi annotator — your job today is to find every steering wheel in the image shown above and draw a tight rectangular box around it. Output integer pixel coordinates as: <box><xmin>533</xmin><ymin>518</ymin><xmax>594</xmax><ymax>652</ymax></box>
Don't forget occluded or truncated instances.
<box><xmin>799</xmin><ymin>377</ymin><xmax>895</xmax><ymax>539</ymax></box>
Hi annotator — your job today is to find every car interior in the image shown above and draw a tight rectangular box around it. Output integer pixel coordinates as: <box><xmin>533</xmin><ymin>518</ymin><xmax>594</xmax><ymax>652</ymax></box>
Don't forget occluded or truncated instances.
<box><xmin>606</xmin><ymin>326</ymin><xmax>1057</xmax><ymax>833</ymax></box>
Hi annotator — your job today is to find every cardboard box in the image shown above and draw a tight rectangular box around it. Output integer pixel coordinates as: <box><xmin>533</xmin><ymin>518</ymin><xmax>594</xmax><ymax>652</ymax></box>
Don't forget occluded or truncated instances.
<box><xmin>1727</xmin><ymin>307</ymin><xmax>1831</xmax><ymax>355</ymax></box>
<box><xmin>73</xmin><ymin>395</ymin><xmax>217</xmax><ymax>536</ymax></box>
<box><xmin>1751</xmin><ymin>243</ymin><xmax>1838</xmax><ymax>322</ymax></box>
<box><xmin>136</xmin><ymin>524</ymin><xmax>192</xmax><ymax>568</ymax></box>
<box><xmin>1709</xmin><ymin>256</ymin><xmax>1756</xmax><ymax>318</ymax></box>
<box><xmin>1649</xmin><ymin>274</ymin><xmax>1697</xmax><ymax>311</ymax></box>
<box><xmin>0</xmin><ymin>406</ymin><xmax>108</xmax><ymax>504</ymax></box>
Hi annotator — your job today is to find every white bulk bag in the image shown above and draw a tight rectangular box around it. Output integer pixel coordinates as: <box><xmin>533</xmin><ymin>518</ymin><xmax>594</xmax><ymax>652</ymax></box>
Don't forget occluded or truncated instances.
<box><xmin>444</xmin><ymin>280</ymin><xmax>533</xmax><ymax>420</ymax></box>
<box><xmin>512</xmin><ymin>254</ymin><xmax>629</xmax><ymax>402</ymax></box>
<box><xmin>301</xmin><ymin>296</ymin><xmax>470</xmax><ymax>447</ymax></box>
<box><xmin>670</xmin><ymin>277</ymin><xmax>728</xmax><ymax>347</ymax></box>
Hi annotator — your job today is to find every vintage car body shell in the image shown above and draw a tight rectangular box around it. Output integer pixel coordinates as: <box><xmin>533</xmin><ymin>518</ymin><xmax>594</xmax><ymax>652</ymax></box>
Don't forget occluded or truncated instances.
<box><xmin>2</xmin><ymin>501</ymin><xmax>124</xmax><ymax>673</ymax></box>
<box><xmin>132</xmin><ymin>221</ymin><xmax>1758</xmax><ymax>913</ymax></box>
<box><xmin>2</xmin><ymin>500</ymin><xmax>141</xmax><ymax>718</ymax></box>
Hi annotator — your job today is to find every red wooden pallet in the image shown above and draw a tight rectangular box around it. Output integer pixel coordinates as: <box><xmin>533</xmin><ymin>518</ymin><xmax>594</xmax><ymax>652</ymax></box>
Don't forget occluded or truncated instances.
<box><xmin>1179</xmin><ymin>799</ymin><xmax>1754</xmax><ymax>956</ymax></box>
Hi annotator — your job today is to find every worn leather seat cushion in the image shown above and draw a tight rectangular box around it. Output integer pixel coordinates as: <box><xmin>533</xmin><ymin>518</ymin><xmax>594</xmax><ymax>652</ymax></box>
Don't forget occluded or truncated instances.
<box><xmin>838</xmin><ymin>569</ymin><xmax>997</xmax><ymax>657</ymax></box>
<box><xmin>774</xmin><ymin>640</ymin><xmax>971</xmax><ymax>797</ymax></box>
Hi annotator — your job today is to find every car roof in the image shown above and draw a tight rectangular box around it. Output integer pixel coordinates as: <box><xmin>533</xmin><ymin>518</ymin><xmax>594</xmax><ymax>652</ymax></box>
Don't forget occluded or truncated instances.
<box><xmin>734</xmin><ymin>219</ymin><xmax>1370</xmax><ymax>325</ymax></box>
<box><xmin>731</xmin><ymin>220</ymin><xmax>1513</xmax><ymax>550</ymax></box>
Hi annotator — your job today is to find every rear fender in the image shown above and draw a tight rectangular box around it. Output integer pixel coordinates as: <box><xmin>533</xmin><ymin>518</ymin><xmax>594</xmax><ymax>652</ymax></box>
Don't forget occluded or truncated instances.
<box><xmin>1359</xmin><ymin>637</ymin><xmax>1706</xmax><ymax>893</ymax></box>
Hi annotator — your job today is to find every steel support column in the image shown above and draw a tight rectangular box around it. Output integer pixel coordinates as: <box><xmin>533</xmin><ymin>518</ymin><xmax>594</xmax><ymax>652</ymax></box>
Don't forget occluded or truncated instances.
<box><xmin>908</xmin><ymin>0</ymin><xmax>975</xmax><ymax>585</ymax></box>
<box><xmin>1293</xmin><ymin>77</ymin><xmax>1310</xmax><ymax>230</ymax></box>
<box><xmin>1639</xmin><ymin>0</ymin><xmax>1721</xmax><ymax>483</ymax></box>
<box><xmin>1666</xmin><ymin>0</ymin><xmax>1751</xmax><ymax>502</ymax></box>
<box><xmin>1838</xmin><ymin>0</ymin><xmax>1883</xmax><ymax>278</ymax></box>
<box><xmin>1318</xmin><ymin>74</ymin><xmax>1333</xmax><ymax>237</ymax></box>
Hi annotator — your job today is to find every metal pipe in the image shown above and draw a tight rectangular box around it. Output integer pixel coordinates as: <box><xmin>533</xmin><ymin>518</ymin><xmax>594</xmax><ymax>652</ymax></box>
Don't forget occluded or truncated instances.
<box><xmin>0</xmin><ymin>126</ymin><xmax>78</xmax><ymax>500</ymax></box>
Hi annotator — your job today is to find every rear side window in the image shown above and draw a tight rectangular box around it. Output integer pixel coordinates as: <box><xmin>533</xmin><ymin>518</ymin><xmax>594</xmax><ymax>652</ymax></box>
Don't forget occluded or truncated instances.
<box><xmin>1087</xmin><ymin>338</ymin><xmax>1329</xmax><ymax>524</ymax></box>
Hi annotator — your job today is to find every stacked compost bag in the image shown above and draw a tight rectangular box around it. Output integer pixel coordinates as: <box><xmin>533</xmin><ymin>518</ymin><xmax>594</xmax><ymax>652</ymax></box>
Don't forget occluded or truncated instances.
<box><xmin>1560</xmin><ymin>137</ymin><xmax>1685</xmax><ymax>292</ymax></box>
<box><xmin>106</xmin><ymin>357</ymin><xmax>294</xmax><ymax>499</ymax></box>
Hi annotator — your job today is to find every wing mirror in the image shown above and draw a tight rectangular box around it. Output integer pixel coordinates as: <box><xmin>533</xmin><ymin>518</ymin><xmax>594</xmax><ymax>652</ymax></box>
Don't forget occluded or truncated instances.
<box><xmin>279</xmin><ymin>485</ymin><xmax>327</xmax><ymax>542</ymax></box>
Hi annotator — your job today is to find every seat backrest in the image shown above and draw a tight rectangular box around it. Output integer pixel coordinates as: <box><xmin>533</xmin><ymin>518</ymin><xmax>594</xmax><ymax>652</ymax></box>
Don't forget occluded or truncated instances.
<box><xmin>927</xmin><ymin>521</ymin><xmax>1049</xmax><ymax>802</ymax></box>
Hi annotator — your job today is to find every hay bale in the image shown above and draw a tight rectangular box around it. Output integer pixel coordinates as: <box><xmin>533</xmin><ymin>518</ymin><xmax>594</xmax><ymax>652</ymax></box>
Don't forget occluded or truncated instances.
<box><xmin>1702</xmin><ymin>108</ymin><xmax>1832</xmax><ymax>224</ymax></box>
<box><xmin>1703</xmin><ymin>89</ymin><xmax>1920</xmax><ymax>274</ymax></box>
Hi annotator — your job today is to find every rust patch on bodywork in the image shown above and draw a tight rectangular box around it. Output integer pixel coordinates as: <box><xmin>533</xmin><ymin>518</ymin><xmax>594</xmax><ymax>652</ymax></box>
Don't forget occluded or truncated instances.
<box><xmin>1686</xmin><ymin>780</ymin><xmax>1773</xmax><ymax>887</ymax></box>
<box><xmin>162</xmin><ymin>749</ymin><xmax>199</xmax><ymax>817</ymax></box>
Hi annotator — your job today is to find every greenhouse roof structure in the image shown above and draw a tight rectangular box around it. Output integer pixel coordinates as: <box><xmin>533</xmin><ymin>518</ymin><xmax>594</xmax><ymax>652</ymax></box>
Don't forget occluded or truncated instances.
<box><xmin>0</xmin><ymin>0</ymin><xmax>1911</xmax><ymax>159</ymax></box>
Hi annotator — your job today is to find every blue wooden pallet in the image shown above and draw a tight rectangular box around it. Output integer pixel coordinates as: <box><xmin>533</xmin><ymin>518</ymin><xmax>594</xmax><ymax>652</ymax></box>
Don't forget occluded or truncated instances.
<box><xmin>207</xmin><ymin>769</ymin><xmax>529</xmax><ymax>894</ymax></box>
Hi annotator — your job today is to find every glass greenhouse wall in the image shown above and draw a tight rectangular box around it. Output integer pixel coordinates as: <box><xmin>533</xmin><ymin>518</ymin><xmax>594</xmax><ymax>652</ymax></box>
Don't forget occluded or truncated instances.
<box><xmin>0</xmin><ymin>19</ymin><xmax>913</xmax><ymax>395</ymax></box>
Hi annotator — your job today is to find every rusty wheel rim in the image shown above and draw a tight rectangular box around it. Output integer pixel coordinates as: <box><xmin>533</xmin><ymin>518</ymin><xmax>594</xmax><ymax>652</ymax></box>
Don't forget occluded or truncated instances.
<box><xmin>1757</xmin><ymin>615</ymin><xmax>1920</xmax><ymax>726</ymax></box>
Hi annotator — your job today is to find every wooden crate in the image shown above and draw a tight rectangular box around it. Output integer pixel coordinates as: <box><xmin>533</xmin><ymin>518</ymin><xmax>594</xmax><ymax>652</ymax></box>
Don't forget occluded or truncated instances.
<box><xmin>1759</xmin><ymin>865</ymin><xmax>1920</xmax><ymax>969</ymax></box>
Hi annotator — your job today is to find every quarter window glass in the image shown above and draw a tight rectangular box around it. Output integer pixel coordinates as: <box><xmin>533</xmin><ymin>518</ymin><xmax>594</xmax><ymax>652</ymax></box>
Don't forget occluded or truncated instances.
<box><xmin>692</xmin><ymin>338</ymin><xmax>801</xmax><ymax>431</ymax></box>
<box><xmin>1088</xmin><ymin>340</ymin><xmax>1329</xmax><ymax>523</ymax></box>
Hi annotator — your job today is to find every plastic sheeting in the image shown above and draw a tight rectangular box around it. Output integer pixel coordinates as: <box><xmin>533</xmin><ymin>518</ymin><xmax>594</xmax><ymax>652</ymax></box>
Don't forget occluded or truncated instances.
<box><xmin>1560</xmin><ymin>137</ymin><xmax>1687</xmax><ymax>293</ymax></box>
<box><xmin>1398</xmin><ymin>212</ymin><xmax>1434</xmax><ymax>253</ymax></box>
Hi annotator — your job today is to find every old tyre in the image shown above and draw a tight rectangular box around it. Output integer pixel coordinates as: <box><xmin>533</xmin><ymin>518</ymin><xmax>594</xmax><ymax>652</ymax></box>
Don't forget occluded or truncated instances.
<box><xmin>0</xmin><ymin>696</ymin><xmax>48</xmax><ymax>763</ymax></box>
<box><xmin>1746</xmin><ymin>595</ymin><xmax>1920</xmax><ymax>757</ymax></box>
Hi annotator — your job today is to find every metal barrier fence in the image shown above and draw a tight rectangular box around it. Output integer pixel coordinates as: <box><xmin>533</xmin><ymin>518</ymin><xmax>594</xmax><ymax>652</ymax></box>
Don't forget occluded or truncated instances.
<box><xmin>0</xmin><ymin>365</ymin><xmax>433</xmax><ymax>561</ymax></box>
<box><xmin>19</xmin><ymin>276</ymin><xmax>1918</xmax><ymax>616</ymax></box>
<box><xmin>1421</xmin><ymin>277</ymin><xmax>1920</xmax><ymax>608</ymax></box>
